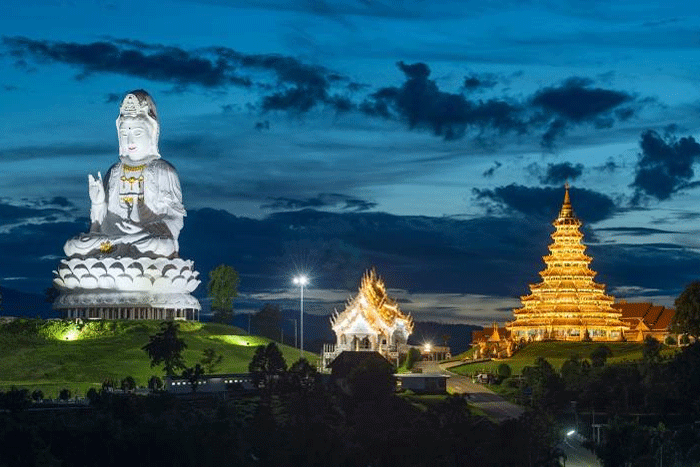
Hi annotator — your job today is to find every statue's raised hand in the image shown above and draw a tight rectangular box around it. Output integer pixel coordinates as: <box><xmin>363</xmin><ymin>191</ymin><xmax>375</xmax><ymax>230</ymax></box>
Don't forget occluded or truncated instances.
<box><xmin>88</xmin><ymin>172</ymin><xmax>105</xmax><ymax>205</ymax></box>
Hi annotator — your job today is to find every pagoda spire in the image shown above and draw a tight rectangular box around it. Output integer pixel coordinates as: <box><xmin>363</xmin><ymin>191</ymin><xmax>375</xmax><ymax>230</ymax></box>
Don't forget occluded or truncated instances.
<box><xmin>558</xmin><ymin>182</ymin><xmax>574</xmax><ymax>219</ymax></box>
<box><xmin>507</xmin><ymin>185</ymin><xmax>628</xmax><ymax>342</ymax></box>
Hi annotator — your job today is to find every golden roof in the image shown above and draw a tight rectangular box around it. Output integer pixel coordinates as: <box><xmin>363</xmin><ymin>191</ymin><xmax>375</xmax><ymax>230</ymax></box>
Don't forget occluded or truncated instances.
<box><xmin>331</xmin><ymin>268</ymin><xmax>414</xmax><ymax>334</ymax></box>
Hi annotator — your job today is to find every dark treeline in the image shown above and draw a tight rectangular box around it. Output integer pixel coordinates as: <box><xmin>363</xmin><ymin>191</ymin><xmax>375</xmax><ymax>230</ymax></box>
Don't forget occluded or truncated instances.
<box><xmin>514</xmin><ymin>338</ymin><xmax>700</xmax><ymax>466</ymax></box>
<box><xmin>0</xmin><ymin>373</ymin><xmax>561</xmax><ymax>466</ymax></box>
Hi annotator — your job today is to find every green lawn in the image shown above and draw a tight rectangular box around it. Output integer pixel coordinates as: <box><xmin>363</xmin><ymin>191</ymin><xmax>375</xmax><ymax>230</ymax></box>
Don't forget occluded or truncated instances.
<box><xmin>449</xmin><ymin>341</ymin><xmax>677</xmax><ymax>376</ymax></box>
<box><xmin>0</xmin><ymin>319</ymin><xmax>318</xmax><ymax>397</ymax></box>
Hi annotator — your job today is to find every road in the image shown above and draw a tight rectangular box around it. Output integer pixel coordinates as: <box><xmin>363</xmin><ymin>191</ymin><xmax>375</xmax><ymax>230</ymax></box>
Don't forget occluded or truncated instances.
<box><xmin>560</xmin><ymin>436</ymin><xmax>601</xmax><ymax>467</ymax></box>
<box><xmin>416</xmin><ymin>361</ymin><xmax>524</xmax><ymax>422</ymax></box>
<box><xmin>417</xmin><ymin>360</ymin><xmax>602</xmax><ymax>465</ymax></box>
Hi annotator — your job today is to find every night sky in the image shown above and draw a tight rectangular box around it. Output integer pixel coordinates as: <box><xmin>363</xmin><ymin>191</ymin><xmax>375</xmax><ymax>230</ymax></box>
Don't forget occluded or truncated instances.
<box><xmin>2</xmin><ymin>0</ymin><xmax>700</xmax><ymax>325</ymax></box>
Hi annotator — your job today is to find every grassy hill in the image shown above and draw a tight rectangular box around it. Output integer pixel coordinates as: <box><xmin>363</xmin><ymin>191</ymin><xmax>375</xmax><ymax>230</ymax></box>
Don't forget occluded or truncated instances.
<box><xmin>449</xmin><ymin>341</ymin><xmax>675</xmax><ymax>376</ymax></box>
<box><xmin>0</xmin><ymin>318</ymin><xmax>317</xmax><ymax>397</ymax></box>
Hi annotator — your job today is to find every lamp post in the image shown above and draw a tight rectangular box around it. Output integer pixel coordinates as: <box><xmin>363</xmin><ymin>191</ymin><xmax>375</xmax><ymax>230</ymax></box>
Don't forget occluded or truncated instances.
<box><xmin>293</xmin><ymin>275</ymin><xmax>308</xmax><ymax>359</ymax></box>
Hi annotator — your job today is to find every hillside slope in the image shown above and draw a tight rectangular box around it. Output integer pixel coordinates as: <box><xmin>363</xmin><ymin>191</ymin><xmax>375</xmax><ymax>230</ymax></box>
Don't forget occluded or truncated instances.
<box><xmin>0</xmin><ymin>319</ymin><xmax>316</xmax><ymax>396</ymax></box>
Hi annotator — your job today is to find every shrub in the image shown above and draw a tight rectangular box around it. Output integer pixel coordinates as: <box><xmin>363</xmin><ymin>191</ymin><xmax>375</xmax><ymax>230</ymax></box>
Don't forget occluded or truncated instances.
<box><xmin>31</xmin><ymin>389</ymin><xmax>44</xmax><ymax>402</ymax></box>
<box><xmin>406</xmin><ymin>348</ymin><xmax>421</xmax><ymax>370</ymax></box>
<box><xmin>58</xmin><ymin>388</ymin><xmax>71</xmax><ymax>400</ymax></box>
<box><xmin>498</xmin><ymin>363</ymin><xmax>512</xmax><ymax>380</ymax></box>
<box><xmin>665</xmin><ymin>335</ymin><xmax>677</xmax><ymax>346</ymax></box>
<box><xmin>120</xmin><ymin>376</ymin><xmax>136</xmax><ymax>392</ymax></box>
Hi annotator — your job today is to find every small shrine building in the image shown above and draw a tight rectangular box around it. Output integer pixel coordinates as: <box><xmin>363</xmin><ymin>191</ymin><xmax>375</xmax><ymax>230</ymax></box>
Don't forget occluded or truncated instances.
<box><xmin>506</xmin><ymin>185</ymin><xmax>628</xmax><ymax>341</ymax></box>
<box><xmin>321</xmin><ymin>269</ymin><xmax>414</xmax><ymax>369</ymax></box>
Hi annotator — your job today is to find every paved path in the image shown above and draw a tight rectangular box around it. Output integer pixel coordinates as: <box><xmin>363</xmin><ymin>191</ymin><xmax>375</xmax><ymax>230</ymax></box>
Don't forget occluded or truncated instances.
<box><xmin>416</xmin><ymin>361</ymin><xmax>524</xmax><ymax>422</ymax></box>
<box><xmin>560</xmin><ymin>436</ymin><xmax>601</xmax><ymax>467</ymax></box>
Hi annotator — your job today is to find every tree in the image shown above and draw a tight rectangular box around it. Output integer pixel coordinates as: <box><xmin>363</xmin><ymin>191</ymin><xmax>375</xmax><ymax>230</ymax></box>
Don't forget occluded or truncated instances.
<box><xmin>148</xmin><ymin>375</ymin><xmax>163</xmax><ymax>391</ymax></box>
<box><xmin>31</xmin><ymin>389</ymin><xmax>43</xmax><ymax>402</ymax></box>
<box><xmin>248</xmin><ymin>342</ymin><xmax>287</xmax><ymax>391</ymax></box>
<box><xmin>86</xmin><ymin>388</ymin><xmax>100</xmax><ymax>405</ymax></box>
<box><xmin>251</xmin><ymin>303</ymin><xmax>282</xmax><ymax>341</ymax></box>
<box><xmin>673</xmin><ymin>281</ymin><xmax>700</xmax><ymax>340</ymax></box>
<box><xmin>182</xmin><ymin>364</ymin><xmax>205</xmax><ymax>392</ymax></box>
<box><xmin>200</xmin><ymin>348</ymin><xmax>223</xmax><ymax>373</ymax></box>
<box><xmin>590</xmin><ymin>345</ymin><xmax>612</xmax><ymax>367</ymax></box>
<box><xmin>208</xmin><ymin>264</ymin><xmax>239</xmax><ymax>324</ymax></box>
<box><xmin>142</xmin><ymin>321</ymin><xmax>187</xmax><ymax>376</ymax></box>
<box><xmin>522</xmin><ymin>357</ymin><xmax>564</xmax><ymax>411</ymax></box>
<box><xmin>288</xmin><ymin>358</ymin><xmax>317</xmax><ymax>391</ymax></box>
<box><xmin>58</xmin><ymin>388</ymin><xmax>71</xmax><ymax>401</ymax></box>
<box><xmin>642</xmin><ymin>335</ymin><xmax>662</xmax><ymax>365</ymax></box>
<box><xmin>120</xmin><ymin>375</ymin><xmax>136</xmax><ymax>392</ymax></box>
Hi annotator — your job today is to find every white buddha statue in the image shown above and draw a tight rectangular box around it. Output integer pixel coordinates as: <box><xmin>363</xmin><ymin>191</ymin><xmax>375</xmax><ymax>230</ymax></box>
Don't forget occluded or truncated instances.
<box><xmin>64</xmin><ymin>90</ymin><xmax>185</xmax><ymax>258</ymax></box>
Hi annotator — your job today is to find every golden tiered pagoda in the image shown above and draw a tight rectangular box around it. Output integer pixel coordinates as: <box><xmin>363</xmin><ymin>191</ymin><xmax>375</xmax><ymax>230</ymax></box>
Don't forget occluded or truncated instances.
<box><xmin>506</xmin><ymin>185</ymin><xmax>628</xmax><ymax>341</ymax></box>
<box><xmin>322</xmin><ymin>269</ymin><xmax>414</xmax><ymax>368</ymax></box>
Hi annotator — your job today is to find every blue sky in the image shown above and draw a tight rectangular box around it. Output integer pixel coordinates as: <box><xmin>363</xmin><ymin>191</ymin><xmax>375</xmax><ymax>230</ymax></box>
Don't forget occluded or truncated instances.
<box><xmin>2</xmin><ymin>0</ymin><xmax>700</xmax><ymax>324</ymax></box>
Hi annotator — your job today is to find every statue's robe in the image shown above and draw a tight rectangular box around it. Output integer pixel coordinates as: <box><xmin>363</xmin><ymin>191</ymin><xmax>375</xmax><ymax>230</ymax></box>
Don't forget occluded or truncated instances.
<box><xmin>64</xmin><ymin>158</ymin><xmax>185</xmax><ymax>258</ymax></box>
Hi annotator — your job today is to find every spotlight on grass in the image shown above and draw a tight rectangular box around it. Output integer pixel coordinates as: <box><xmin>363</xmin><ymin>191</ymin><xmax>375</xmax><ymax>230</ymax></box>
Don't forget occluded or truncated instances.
<box><xmin>63</xmin><ymin>329</ymin><xmax>80</xmax><ymax>341</ymax></box>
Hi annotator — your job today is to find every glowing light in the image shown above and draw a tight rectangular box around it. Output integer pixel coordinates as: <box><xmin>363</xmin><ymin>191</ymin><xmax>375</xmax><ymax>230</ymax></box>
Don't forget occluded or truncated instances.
<box><xmin>293</xmin><ymin>275</ymin><xmax>308</xmax><ymax>286</ymax></box>
<box><xmin>567</xmin><ymin>429</ymin><xmax>576</xmax><ymax>437</ymax></box>
<box><xmin>63</xmin><ymin>329</ymin><xmax>80</xmax><ymax>341</ymax></box>
<box><xmin>424</xmin><ymin>343</ymin><xmax>432</xmax><ymax>352</ymax></box>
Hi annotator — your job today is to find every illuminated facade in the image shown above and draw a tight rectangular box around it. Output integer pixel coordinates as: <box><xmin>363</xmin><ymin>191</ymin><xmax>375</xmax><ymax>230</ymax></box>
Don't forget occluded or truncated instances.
<box><xmin>321</xmin><ymin>269</ymin><xmax>414</xmax><ymax>369</ymax></box>
<box><xmin>507</xmin><ymin>185</ymin><xmax>628</xmax><ymax>341</ymax></box>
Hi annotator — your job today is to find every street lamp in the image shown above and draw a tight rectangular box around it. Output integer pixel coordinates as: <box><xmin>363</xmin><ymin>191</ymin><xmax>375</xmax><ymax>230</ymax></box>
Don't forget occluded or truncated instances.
<box><xmin>293</xmin><ymin>275</ymin><xmax>308</xmax><ymax>359</ymax></box>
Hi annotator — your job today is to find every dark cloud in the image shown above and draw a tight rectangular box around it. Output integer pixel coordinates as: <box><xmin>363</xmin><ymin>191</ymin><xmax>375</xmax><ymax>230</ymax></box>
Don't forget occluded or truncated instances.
<box><xmin>361</xmin><ymin>61</ymin><xmax>526</xmax><ymax>140</ymax></box>
<box><xmin>539</xmin><ymin>162</ymin><xmax>584</xmax><ymax>185</ymax></box>
<box><xmin>631</xmin><ymin>129</ymin><xmax>700</xmax><ymax>203</ymax></box>
<box><xmin>254</xmin><ymin>120</ymin><xmax>270</xmax><ymax>131</ymax></box>
<box><xmin>3</xmin><ymin>36</ymin><xmax>347</xmax><ymax>113</ymax></box>
<box><xmin>482</xmin><ymin>161</ymin><xmax>502</xmax><ymax>178</ymax></box>
<box><xmin>104</xmin><ymin>92</ymin><xmax>121</xmax><ymax>103</ymax></box>
<box><xmin>473</xmin><ymin>184</ymin><xmax>616</xmax><ymax>223</ymax></box>
<box><xmin>3</xmin><ymin>36</ymin><xmax>251</xmax><ymax>88</ymax></box>
<box><xmin>595</xmin><ymin>159</ymin><xmax>619</xmax><ymax>173</ymax></box>
<box><xmin>262</xmin><ymin>193</ymin><xmax>377</xmax><ymax>212</ymax></box>
<box><xmin>531</xmin><ymin>77</ymin><xmax>634</xmax><ymax>148</ymax></box>
<box><xmin>595</xmin><ymin>227</ymin><xmax>677</xmax><ymax>236</ymax></box>
<box><xmin>463</xmin><ymin>72</ymin><xmax>498</xmax><ymax>91</ymax></box>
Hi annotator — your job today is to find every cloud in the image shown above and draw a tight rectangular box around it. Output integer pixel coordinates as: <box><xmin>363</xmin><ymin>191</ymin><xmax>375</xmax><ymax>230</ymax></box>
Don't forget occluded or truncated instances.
<box><xmin>482</xmin><ymin>161</ymin><xmax>502</xmax><ymax>178</ymax></box>
<box><xmin>3</xmin><ymin>36</ymin><xmax>251</xmax><ymax>88</ymax></box>
<box><xmin>361</xmin><ymin>61</ymin><xmax>526</xmax><ymax>140</ymax></box>
<box><xmin>631</xmin><ymin>129</ymin><xmax>700</xmax><ymax>203</ymax></box>
<box><xmin>0</xmin><ymin>198</ymin><xmax>77</xmax><ymax>233</ymax></box>
<box><xmin>531</xmin><ymin>77</ymin><xmax>635</xmax><ymax>148</ymax></box>
<box><xmin>261</xmin><ymin>193</ymin><xmax>377</xmax><ymax>212</ymax></box>
<box><xmin>360</xmin><ymin>63</ymin><xmax>641</xmax><ymax>145</ymax></box>
<box><xmin>463</xmin><ymin>72</ymin><xmax>499</xmax><ymax>92</ymax></box>
<box><xmin>104</xmin><ymin>92</ymin><xmax>121</xmax><ymax>103</ymax></box>
<box><xmin>595</xmin><ymin>226</ymin><xmax>677</xmax><ymax>236</ymax></box>
<box><xmin>473</xmin><ymin>184</ymin><xmax>616</xmax><ymax>223</ymax></box>
<box><xmin>539</xmin><ymin>162</ymin><xmax>584</xmax><ymax>185</ymax></box>
<box><xmin>3</xmin><ymin>36</ymin><xmax>348</xmax><ymax>113</ymax></box>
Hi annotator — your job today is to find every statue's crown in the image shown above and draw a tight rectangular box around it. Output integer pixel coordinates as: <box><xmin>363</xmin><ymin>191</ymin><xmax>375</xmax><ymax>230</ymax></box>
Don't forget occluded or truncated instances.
<box><xmin>119</xmin><ymin>93</ymin><xmax>151</xmax><ymax>118</ymax></box>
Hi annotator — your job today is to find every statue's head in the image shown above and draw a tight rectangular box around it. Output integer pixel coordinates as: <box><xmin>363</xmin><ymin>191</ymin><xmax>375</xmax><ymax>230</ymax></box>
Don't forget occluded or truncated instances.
<box><xmin>116</xmin><ymin>90</ymin><xmax>160</xmax><ymax>164</ymax></box>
